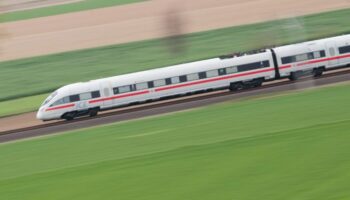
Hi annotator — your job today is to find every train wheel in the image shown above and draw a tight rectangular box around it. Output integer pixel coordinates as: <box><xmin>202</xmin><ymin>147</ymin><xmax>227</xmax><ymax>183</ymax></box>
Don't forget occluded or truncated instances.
<box><xmin>229</xmin><ymin>82</ymin><xmax>244</xmax><ymax>91</ymax></box>
<box><xmin>289</xmin><ymin>71</ymin><xmax>301</xmax><ymax>81</ymax></box>
<box><xmin>62</xmin><ymin>112</ymin><xmax>76</xmax><ymax>121</ymax></box>
<box><xmin>89</xmin><ymin>109</ymin><xmax>99</xmax><ymax>117</ymax></box>
<box><xmin>252</xmin><ymin>78</ymin><xmax>263</xmax><ymax>88</ymax></box>
<box><xmin>313</xmin><ymin>68</ymin><xmax>324</xmax><ymax>77</ymax></box>
<box><xmin>253</xmin><ymin>82</ymin><xmax>262</xmax><ymax>88</ymax></box>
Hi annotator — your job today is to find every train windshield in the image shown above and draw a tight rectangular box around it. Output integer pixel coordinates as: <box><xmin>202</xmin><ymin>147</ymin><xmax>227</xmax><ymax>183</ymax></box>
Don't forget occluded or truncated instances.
<box><xmin>41</xmin><ymin>91</ymin><xmax>58</xmax><ymax>106</ymax></box>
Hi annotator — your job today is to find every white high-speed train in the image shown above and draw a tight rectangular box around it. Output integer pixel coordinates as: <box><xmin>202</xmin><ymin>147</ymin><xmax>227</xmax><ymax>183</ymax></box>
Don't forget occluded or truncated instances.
<box><xmin>37</xmin><ymin>34</ymin><xmax>350</xmax><ymax>121</ymax></box>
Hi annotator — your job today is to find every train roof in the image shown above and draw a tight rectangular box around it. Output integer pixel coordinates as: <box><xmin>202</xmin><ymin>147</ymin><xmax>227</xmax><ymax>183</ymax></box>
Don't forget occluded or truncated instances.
<box><xmin>273</xmin><ymin>34</ymin><xmax>350</xmax><ymax>52</ymax></box>
<box><xmin>87</xmin><ymin>50</ymin><xmax>272</xmax><ymax>86</ymax></box>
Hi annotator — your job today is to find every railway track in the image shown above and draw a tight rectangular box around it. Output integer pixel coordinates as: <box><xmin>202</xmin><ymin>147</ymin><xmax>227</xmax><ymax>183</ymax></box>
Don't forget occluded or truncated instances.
<box><xmin>0</xmin><ymin>69</ymin><xmax>349</xmax><ymax>143</ymax></box>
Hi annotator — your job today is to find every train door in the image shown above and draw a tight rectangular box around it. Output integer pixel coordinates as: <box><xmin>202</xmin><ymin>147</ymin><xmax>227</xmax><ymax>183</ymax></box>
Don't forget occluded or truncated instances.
<box><xmin>325</xmin><ymin>41</ymin><xmax>339</xmax><ymax>68</ymax></box>
<box><xmin>100</xmin><ymin>81</ymin><xmax>113</xmax><ymax>107</ymax></box>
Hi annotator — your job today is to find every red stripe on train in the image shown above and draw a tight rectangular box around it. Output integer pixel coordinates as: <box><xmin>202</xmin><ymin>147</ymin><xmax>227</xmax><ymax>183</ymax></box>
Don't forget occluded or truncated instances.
<box><xmin>297</xmin><ymin>54</ymin><xmax>350</xmax><ymax>66</ymax></box>
<box><xmin>46</xmin><ymin>103</ymin><xmax>75</xmax><ymax>111</ymax></box>
<box><xmin>279</xmin><ymin>65</ymin><xmax>292</xmax><ymax>69</ymax></box>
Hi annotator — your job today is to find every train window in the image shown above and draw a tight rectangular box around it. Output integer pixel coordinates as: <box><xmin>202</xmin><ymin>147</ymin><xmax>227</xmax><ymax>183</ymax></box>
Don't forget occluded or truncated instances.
<box><xmin>295</xmin><ymin>54</ymin><xmax>308</xmax><ymax>62</ymax></box>
<box><xmin>307</xmin><ymin>53</ymin><xmax>314</xmax><ymax>60</ymax></box>
<box><xmin>187</xmin><ymin>73</ymin><xmax>199</xmax><ymax>81</ymax></box>
<box><xmin>154</xmin><ymin>79</ymin><xmax>166</xmax><ymax>87</ymax></box>
<box><xmin>281</xmin><ymin>56</ymin><xmax>295</xmax><ymax>64</ymax></box>
<box><xmin>339</xmin><ymin>45</ymin><xmax>350</xmax><ymax>54</ymax></box>
<box><xmin>113</xmin><ymin>88</ymin><xmax>119</xmax><ymax>94</ymax></box>
<box><xmin>148</xmin><ymin>81</ymin><xmax>154</xmax><ymax>88</ymax></box>
<box><xmin>314</xmin><ymin>51</ymin><xmax>321</xmax><ymax>58</ymax></box>
<box><xmin>313</xmin><ymin>50</ymin><xmax>325</xmax><ymax>59</ymax></box>
<box><xmin>91</xmin><ymin>91</ymin><xmax>100</xmax><ymax>98</ymax></box>
<box><xmin>237</xmin><ymin>62</ymin><xmax>261</xmax><ymax>72</ymax></box>
<box><xmin>51</xmin><ymin>97</ymin><xmax>70</xmax><ymax>107</ymax></box>
<box><xmin>136</xmin><ymin>82</ymin><xmax>148</xmax><ymax>90</ymax></box>
<box><xmin>118</xmin><ymin>85</ymin><xmax>132</xmax><ymax>93</ymax></box>
<box><xmin>282</xmin><ymin>51</ymin><xmax>325</xmax><ymax>64</ymax></box>
<box><xmin>51</xmin><ymin>99</ymin><xmax>63</xmax><ymax>107</ymax></box>
<box><xmin>206</xmin><ymin>70</ymin><xmax>219</xmax><ymax>78</ymax></box>
<box><xmin>63</xmin><ymin>97</ymin><xmax>70</xmax><ymax>104</ymax></box>
<box><xmin>226</xmin><ymin>66</ymin><xmax>237</xmax><ymax>74</ymax></box>
<box><xmin>131</xmin><ymin>85</ymin><xmax>136</xmax><ymax>91</ymax></box>
<box><xmin>171</xmin><ymin>77</ymin><xmax>180</xmax><ymax>84</ymax></box>
<box><xmin>80</xmin><ymin>92</ymin><xmax>92</xmax><ymax>101</ymax></box>
<box><xmin>42</xmin><ymin>91</ymin><xmax>58</xmax><ymax>106</ymax></box>
<box><xmin>218</xmin><ymin>68</ymin><xmax>226</xmax><ymax>76</ymax></box>
<box><xmin>179</xmin><ymin>75</ymin><xmax>187</xmax><ymax>83</ymax></box>
<box><xmin>198</xmin><ymin>72</ymin><xmax>207</xmax><ymax>79</ymax></box>
<box><xmin>262</xmin><ymin>60</ymin><xmax>270</xmax><ymax>68</ymax></box>
<box><xmin>165</xmin><ymin>78</ymin><xmax>172</xmax><ymax>85</ymax></box>
<box><xmin>69</xmin><ymin>95</ymin><xmax>80</xmax><ymax>102</ymax></box>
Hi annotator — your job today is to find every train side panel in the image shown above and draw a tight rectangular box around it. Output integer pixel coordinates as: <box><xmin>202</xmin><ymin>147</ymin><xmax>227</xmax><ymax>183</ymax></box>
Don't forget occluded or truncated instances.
<box><xmin>274</xmin><ymin>34</ymin><xmax>350</xmax><ymax>78</ymax></box>
<box><xmin>91</xmin><ymin>51</ymin><xmax>275</xmax><ymax>110</ymax></box>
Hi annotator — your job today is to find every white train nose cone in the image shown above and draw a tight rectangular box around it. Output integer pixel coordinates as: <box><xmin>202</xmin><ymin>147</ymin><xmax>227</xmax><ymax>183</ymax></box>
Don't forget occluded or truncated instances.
<box><xmin>36</xmin><ymin>110</ymin><xmax>44</xmax><ymax>120</ymax></box>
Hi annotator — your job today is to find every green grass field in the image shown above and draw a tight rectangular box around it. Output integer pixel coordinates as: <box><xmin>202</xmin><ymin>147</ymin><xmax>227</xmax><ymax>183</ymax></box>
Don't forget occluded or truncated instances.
<box><xmin>0</xmin><ymin>0</ymin><xmax>144</xmax><ymax>22</ymax></box>
<box><xmin>1</xmin><ymin>8</ymin><xmax>350</xmax><ymax>117</ymax></box>
<box><xmin>0</xmin><ymin>94</ymin><xmax>47</xmax><ymax>118</ymax></box>
<box><xmin>0</xmin><ymin>83</ymin><xmax>350</xmax><ymax>199</ymax></box>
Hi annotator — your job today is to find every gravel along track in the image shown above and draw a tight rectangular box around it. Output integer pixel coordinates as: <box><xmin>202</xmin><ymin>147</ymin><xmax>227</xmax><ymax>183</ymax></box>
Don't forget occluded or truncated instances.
<box><xmin>0</xmin><ymin>71</ymin><xmax>349</xmax><ymax>143</ymax></box>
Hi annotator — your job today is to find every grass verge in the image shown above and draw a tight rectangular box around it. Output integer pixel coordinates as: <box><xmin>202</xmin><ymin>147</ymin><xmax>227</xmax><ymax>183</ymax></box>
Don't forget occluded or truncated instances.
<box><xmin>0</xmin><ymin>8</ymin><xmax>350</xmax><ymax>116</ymax></box>
<box><xmin>0</xmin><ymin>0</ymin><xmax>144</xmax><ymax>22</ymax></box>
<box><xmin>0</xmin><ymin>83</ymin><xmax>350</xmax><ymax>199</ymax></box>
<box><xmin>0</xmin><ymin>94</ymin><xmax>47</xmax><ymax>118</ymax></box>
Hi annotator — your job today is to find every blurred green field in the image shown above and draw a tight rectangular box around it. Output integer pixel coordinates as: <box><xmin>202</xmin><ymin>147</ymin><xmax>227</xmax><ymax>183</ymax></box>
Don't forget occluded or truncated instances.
<box><xmin>1</xmin><ymin>83</ymin><xmax>350</xmax><ymax>199</ymax></box>
<box><xmin>0</xmin><ymin>0</ymin><xmax>144</xmax><ymax>22</ymax></box>
<box><xmin>0</xmin><ymin>94</ymin><xmax>47</xmax><ymax>118</ymax></box>
<box><xmin>1</xmin><ymin>8</ymin><xmax>350</xmax><ymax>117</ymax></box>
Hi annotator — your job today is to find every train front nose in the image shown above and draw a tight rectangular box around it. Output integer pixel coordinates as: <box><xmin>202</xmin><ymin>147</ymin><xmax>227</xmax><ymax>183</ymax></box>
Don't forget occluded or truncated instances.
<box><xmin>36</xmin><ymin>108</ymin><xmax>45</xmax><ymax>120</ymax></box>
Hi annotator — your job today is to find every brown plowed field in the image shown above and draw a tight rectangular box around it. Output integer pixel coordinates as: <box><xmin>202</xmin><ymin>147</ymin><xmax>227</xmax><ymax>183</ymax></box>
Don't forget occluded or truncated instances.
<box><xmin>1</xmin><ymin>0</ymin><xmax>349</xmax><ymax>61</ymax></box>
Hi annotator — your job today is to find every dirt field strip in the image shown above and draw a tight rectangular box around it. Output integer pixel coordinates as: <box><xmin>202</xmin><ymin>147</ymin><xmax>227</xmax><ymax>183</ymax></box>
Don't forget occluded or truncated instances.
<box><xmin>1</xmin><ymin>0</ymin><xmax>349</xmax><ymax>61</ymax></box>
